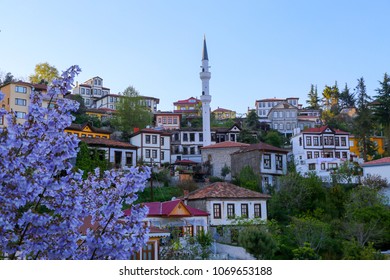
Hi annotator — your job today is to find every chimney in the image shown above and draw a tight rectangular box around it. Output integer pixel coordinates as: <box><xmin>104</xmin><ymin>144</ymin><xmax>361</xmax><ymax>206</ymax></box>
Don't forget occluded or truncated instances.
<box><xmin>133</xmin><ymin>127</ymin><xmax>140</xmax><ymax>133</ymax></box>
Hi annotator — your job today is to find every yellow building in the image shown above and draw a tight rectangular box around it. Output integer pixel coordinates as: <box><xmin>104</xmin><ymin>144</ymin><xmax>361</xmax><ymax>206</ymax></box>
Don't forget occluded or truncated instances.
<box><xmin>0</xmin><ymin>81</ymin><xmax>63</xmax><ymax>127</ymax></box>
<box><xmin>212</xmin><ymin>107</ymin><xmax>236</xmax><ymax>120</ymax></box>
<box><xmin>65</xmin><ymin>123</ymin><xmax>112</xmax><ymax>139</ymax></box>
<box><xmin>173</xmin><ymin>97</ymin><xmax>202</xmax><ymax>117</ymax></box>
<box><xmin>349</xmin><ymin>135</ymin><xmax>386</xmax><ymax>160</ymax></box>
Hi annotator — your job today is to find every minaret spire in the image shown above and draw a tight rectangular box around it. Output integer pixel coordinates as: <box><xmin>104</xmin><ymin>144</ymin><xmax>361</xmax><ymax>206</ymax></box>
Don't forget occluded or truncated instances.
<box><xmin>202</xmin><ymin>35</ymin><xmax>208</xmax><ymax>61</ymax></box>
<box><xmin>200</xmin><ymin>36</ymin><xmax>212</xmax><ymax>147</ymax></box>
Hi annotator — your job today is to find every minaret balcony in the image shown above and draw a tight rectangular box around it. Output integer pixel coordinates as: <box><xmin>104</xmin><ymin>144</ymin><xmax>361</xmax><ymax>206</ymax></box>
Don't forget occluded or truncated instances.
<box><xmin>200</xmin><ymin>95</ymin><xmax>211</xmax><ymax>102</ymax></box>
<box><xmin>199</xmin><ymin>72</ymin><xmax>211</xmax><ymax>79</ymax></box>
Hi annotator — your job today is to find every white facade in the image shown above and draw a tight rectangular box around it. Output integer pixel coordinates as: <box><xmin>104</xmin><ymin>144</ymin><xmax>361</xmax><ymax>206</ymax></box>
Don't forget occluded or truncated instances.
<box><xmin>206</xmin><ymin>199</ymin><xmax>268</xmax><ymax>226</ymax></box>
<box><xmin>130</xmin><ymin>129</ymin><xmax>171</xmax><ymax>166</ymax></box>
<box><xmin>291</xmin><ymin>126</ymin><xmax>351</xmax><ymax>182</ymax></box>
<box><xmin>200</xmin><ymin>36</ymin><xmax>212</xmax><ymax>147</ymax></box>
<box><xmin>73</xmin><ymin>76</ymin><xmax>110</xmax><ymax>108</ymax></box>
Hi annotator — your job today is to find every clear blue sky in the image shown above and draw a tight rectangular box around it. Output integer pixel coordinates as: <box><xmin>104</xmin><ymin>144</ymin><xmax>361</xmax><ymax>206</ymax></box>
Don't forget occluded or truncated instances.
<box><xmin>1</xmin><ymin>0</ymin><xmax>390</xmax><ymax>114</ymax></box>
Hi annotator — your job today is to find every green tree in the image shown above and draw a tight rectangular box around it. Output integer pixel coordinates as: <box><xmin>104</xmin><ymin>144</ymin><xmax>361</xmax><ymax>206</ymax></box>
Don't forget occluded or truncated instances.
<box><xmin>339</xmin><ymin>83</ymin><xmax>355</xmax><ymax>108</ymax></box>
<box><xmin>0</xmin><ymin>72</ymin><xmax>15</xmax><ymax>85</ymax></box>
<box><xmin>238</xmin><ymin>226</ymin><xmax>278</xmax><ymax>259</ymax></box>
<box><xmin>111</xmin><ymin>86</ymin><xmax>152</xmax><ymax>141</ymax></box>
<box><xmin>29</xmin><ymin>62</ymin><xmax>59</xmax><ymax>84</ymax></box>
<box><xmin>343</xmin><ymin>186</ymin><xmax>390</xmax><ymax>248</ymax></box>
<box><xmin>75</xmin><ymin>142</ymin><xmax>108</xmax><ymax>178</ymax></box>
<box><xmin>373</xmin><ymin>73</ymin><xmax>390</xmax><ymax>154</ymax></box>
<box><xmin>245</xmin><ymin>110</ymin><xmax>260</xmax><ymax>130</ymax></box>
<box><xmin>234</xmin><ymin>165</ymin><xmax>261</xmax><ymax>192</ymax></box>
<box><xmin>306</xmin><ymin>84</ymin><xmax>320</xmax><ymax>110</ymax></box>
<box><xmin>221</xmin><ymin>164</ymin><xmax>231</xmax><ymax>180</ymax></box>
<box><xmin>238</xmin><ymin>128</ymin><xmax>259</xmax><ymax>144</ymax></box>
<box><xmin>263</xmin><ymin>130</ymin><xmax>283</xmax><ymax>148</ymax></box>
<box><xmin>353</xmin><ymin>77</ymin><xmax>374</xmax><ymax>161</ymax></box>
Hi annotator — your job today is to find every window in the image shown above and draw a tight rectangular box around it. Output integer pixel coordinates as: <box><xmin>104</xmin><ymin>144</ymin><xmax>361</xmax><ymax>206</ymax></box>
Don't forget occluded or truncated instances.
<box><xmin>307</xmin><ymin>151</ymin><xmax>313</xmax><ymax>159</ymax></box>
<box><xmin>241</xmin><ymin>204</ymin><xmax>248</xmax><ymax>218</ymax></box>
<box><xmin>299</xmin><ymin>137</ymin><xmax>302</xmax><ymax>146</ymax></box>
<box><xmin>324</xmin><ymin>136</ymin><xmax>334</xmax><ymax>145</ymax></box>
<box><xmin>161</xmin><ymin>137</ymin><xmax>164</xmax><ymax>146</ymax></box>
<box><xmin>145</xmin><ymin>135</ymin><xmax>151</xmax><ymax>144</ymax></box>
<box><xmin>152</xmin><ymin>135</ymin><xmax>157</xmax><ymax>144</ymax></box>
<box><xmin>85</xmin><ymin>99</ymin><xmax>90</xmax><ymax>105</ymax></box>
<box><xmin>199</xmin><ymin>133</ymin><xmax>203</xmax><ymax>142</ymax></box>
<box><xmin>161</xmin><ymin>151</ymin><xmax>164</xmax><ymax>160</ymax></box>
<box><xmin>183</xmin><ymin>133</ymin><xmax>188</xmax><ymax>142</ymax></box>
<box><xmin>276</xmin><ymin>155</ymin><xmax>283</xmax><ymax>170</ymax></box>
<box><xmin>322</xmin><ymin>151</ymin><xmax>333</xmax><ymax>158</ymax></box>
<box><xmin>213</xmin><ymin>204</ymin><xmax>221</xmax><ymax>219</ymax></box>
<box><xmin>335</xmin><ymin>152</ymin><xmax>340</xmax><ymax>158</ymax></box>
<box><xmin>189</xmin><ymin>133</ymin><xmax>195</xmax><ymax>142</ymax></box>
<box><xmin>162</xmin><ymin>117</ymin><xmax>167</xmax><ymax>124</ymax></box>
<box><xmin>168</xmin><ymin>117</ymin><xmax>172</xmax><ymax>124</ymax></box>
<box><xmin>263</xmin><ymin>154</ymin><xmax>271</xmax><ymax>169</ymax></box>
<box><xmin>190</xmin><ymin>147</ymin><xmax>195</xmax><ymax>154</ymax></box>
<box><xmin>15</xmin><ymin>111</ymin><xmax>26</xmax><ymax>119</ymax></box>
<box><xmin>145</xmin><ymin>149</ymin><xmax>151</xmax><ymax>158</ymax></box>
<box><xmin>86</xmin><ymin>89</ymin><xmax>90</xmax><ymax>95</ymax></box>
<box><xmin>15</xmin><ymin>86</ymin><xmax>27</xmax><ymax>93</ymax></box>
<box><xmin>313</xmin><ymin>136</ymin><xmax>319</xmax><ymax>146</ymax></box>
<box><xmin>158</xmin><ymin>117</ymin><xmax>162</xmax><ymax>124</ymax></box>
<box><xmin>309</xmin><ymin>163</ymin><xmax>316</xmax><ymax>170</ymax></box>
<box><xmin>81</xmin><ymin>88</ymin><xmax>85</xmax><ymax>94</ymax></box>
<box><xmin>342</xmin><ymin>152</ymin><xmax>347</xmax><ymax>159</ymax></box>
<box><xmin>321</xmin><ymin>163</ymin><xmax>326</xmax><ymax>170</ymax></box>
<box><xmin>314</xmin><ymin>151</ymin><xmax>319</xmax><ymax>158</ymax></box>
<box><xmin>328</xmin><ymin>163</ymin><xmax>338</xmax><ymax>170</ymax></box>
<box><xmin>152</xmin><ymin>150</ymin><xmax>157</xmax><ymax>159</ymax></box>
<box><xmin>183</xmin><ymin>147</ymin><xmax>188</xmax><ymax>154</ymax></box>
<box><xmin>306</xmin><ymin>136</ymin><xmax>312</xmax><ymax>146</ymax></box>
<box><xmin>254</xmin><ymin>204</ymin><xmax>262</xmax><ymax>218</ymax></box>
<box><xmin>15</xmin><ymin>98</ymin><xmax>27</xmax><ymax>106</ymax></box>
<box><xmin>227</xmin><ymin>204</ymin><xmax>235</xmax><ymax>219</ymax></box>
<box><xmin>173</xmin><ymin>117</ymin><xmax>178</xmax><ymax>124</ymax></box>
<box><xmin>341</xmin><ymin>137</ymin><xmax>347</xmax><ymax>146</ymax></box>
<box><xmin>335</xmin><ymin>137</ymin><xmax>340</xmax><ymax>146</ymax></box>
<box><xmin>126</xmin><ymin>152</ymin><xmax>133</xmax><ymax>166</ymax></box>
<box><xmin>183</xmin><ymin>226</ymin><xmax>193</xmax><ymax>236</ymax></box>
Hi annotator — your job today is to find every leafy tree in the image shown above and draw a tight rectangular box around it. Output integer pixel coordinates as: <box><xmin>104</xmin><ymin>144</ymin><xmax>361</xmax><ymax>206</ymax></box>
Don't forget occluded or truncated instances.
<box><xmin>263</xmin><ymin>130</ymin><xmax>283</xmax><ymax>147</ymax></box>
<box><xmin>234</xmin><ymin>165</ymin><xmax>261</xmax><ymax>192</ymax></box>
<box><xmin>353</xmin><ymin>77</ymin><xmax>374</xmax><ymax>161</ymax></box>
<box><xmin>111</xmin><ymin>86</ymin><xmax>152</xmax><ymax>141</ymax></box>
<box><xmin>221</xmin><ymin>164</ymin><xmax>231</xmax><ymax>180</ymax></box>
<box><xmin>29</xmin><ymin>62</ymin><xmax>59</xmax><ymax>84</ymax></box>
<box><xmin>75</xmin><ymin>142</ymin><xmax>108</xmax><ymax>178</ymax></box>
<box><xmin>292</xmin><ymin>242</ymin><xmax>320</xmax><ymax>260</ymax></box>
<box><xmin>289</xmin><ymin>215</ymin><xmax>331</xmax><ymax>254</ymax></box>
<box><xmin>373</xmin><ymin>73</ymin><xmax>390</xmax><ymax>154</ymax></box>
<box><xmin>238</xmin><ymin>226</ymin><xmax>278</xmax><ymax>259</ymax></box>
<box><xmin>343</xmin><ymin>186</ymin><xmax>390</xmax><ymax>248</ymax></box>
<box><xmin>306</xmin><ymin>84</ymin><xmax>320</xmax><ymax>110</ymax></box>
<box><xmin>238</xmin><ymin>128</ymin><xmax>259</xmax><ymax>144</ymax></box>
<box><xmin>0</xmin><ymin>66</ymin><xmax>150</xmax><ymax>259</ymax></box>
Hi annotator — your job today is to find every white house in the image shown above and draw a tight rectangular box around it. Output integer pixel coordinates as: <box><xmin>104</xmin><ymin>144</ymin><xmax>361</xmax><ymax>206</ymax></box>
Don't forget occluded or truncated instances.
<box><xmin>291</xmin><ymin>125</ymin><xmax>351</xmax><ymax>182</ymax></box>
<box><xmin>129</xmin><ymin>128</ymin><xmax>171</xmax><ymax>166</ymax></box>
<box><xmin>185</xmin><ymin>182</ymin><xmax>270</xmax><ymax>243</ymax></box>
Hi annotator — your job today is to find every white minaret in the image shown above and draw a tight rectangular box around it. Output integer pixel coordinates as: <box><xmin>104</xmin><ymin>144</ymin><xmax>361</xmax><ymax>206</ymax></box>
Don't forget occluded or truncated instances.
<box><xmin>200</xmin><ymin>35</ymin><xmax>212</xmax><ymax>147</ymax></box>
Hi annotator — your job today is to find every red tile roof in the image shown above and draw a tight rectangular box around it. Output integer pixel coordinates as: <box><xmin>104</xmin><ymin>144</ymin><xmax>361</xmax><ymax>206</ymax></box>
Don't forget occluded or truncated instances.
<box><xmin>186</xmin><ymin>182</ymin><xmax>271</xmax><ymax>200</ymax></box>
<box><xmin>201</xmin><ymin>141</ymin><xmax>250</xmax><ymax>150</ymax></box>
<box><xmin>303</xmin><ymin>125</ymin><xmax>349</xmax><ymax>134</ymax></box>
<box><xmin>233</xmin><ymin>142</ymin><xmax>289</xmax><ymax>154</ymax></box>
<box><xmin>123</xmin><ymin>200</ymin><xmax>209</xmax><ymax>217</ymax></box>
<box><xmin>212</xmin><ymin>107</ymin><xmax>234</xmax><ymax>113</ymax></box>
<box><xmin>362</xmin><ymin>157</ymin><xmax>390</xmax><ymax>166</ymax></box>
<box><xmin>81</xmin><ymin>137</ymin><xmax>138</xmax><ymax>149</ymax></box>
<box><xmin>173</xmin><ymin>97</ymin><xmax>201</xmax><ymax>105</ymax></box>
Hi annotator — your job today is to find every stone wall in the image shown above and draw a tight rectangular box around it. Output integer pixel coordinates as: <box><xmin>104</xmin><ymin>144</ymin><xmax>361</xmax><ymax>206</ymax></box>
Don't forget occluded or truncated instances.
<box><xmin>231</xmin><ymin>150</ymin><xmax>261</xmax><ymax>177</ymax></box>
<box><xmin>201</xmin><ymin>147</ymin><xmax>242</xmax><ymax>180</ymax></box>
